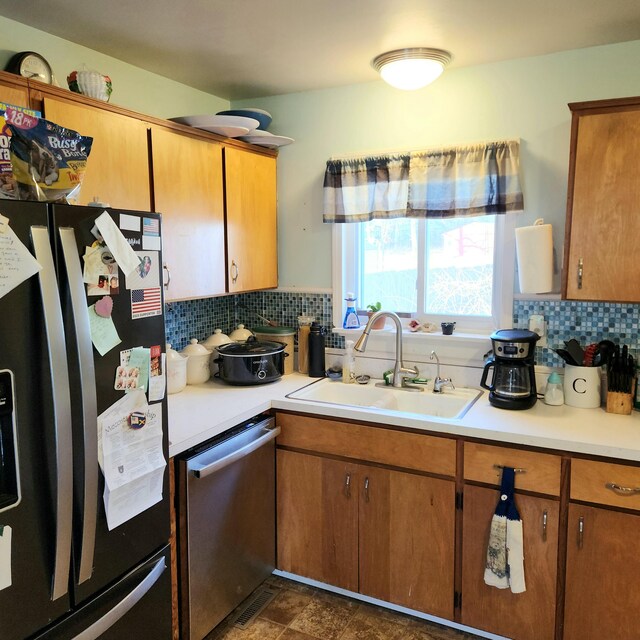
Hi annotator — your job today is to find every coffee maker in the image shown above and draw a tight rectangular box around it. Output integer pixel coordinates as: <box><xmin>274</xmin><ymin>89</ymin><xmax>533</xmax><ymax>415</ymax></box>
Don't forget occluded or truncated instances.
<box><xmin>481</xmin><ymin>329</ymin><xmax>540</xmax><ymax>409</ymax></box>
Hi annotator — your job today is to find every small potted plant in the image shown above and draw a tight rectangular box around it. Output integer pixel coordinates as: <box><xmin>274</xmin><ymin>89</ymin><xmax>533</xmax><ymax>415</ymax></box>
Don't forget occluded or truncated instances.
<box><xmin>366</xmin><ymin>301</ymin><xmax>386</xmax><ymax>330</ymax></box>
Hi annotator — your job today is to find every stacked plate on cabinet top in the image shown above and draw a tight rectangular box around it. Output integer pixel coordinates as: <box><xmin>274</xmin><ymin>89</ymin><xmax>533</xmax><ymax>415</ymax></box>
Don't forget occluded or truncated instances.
<box><xmin>168</xmin><ymin>114</ymin><xmax>260</xmax><ymax>137</ymax></box>
<box><xmin>219</xmin><ymin>107</ymin><xmax>295</xmax><ymax>148</ymax></box>
<box><xmin>171</xmin><ymin>107</ymin><xmax>294</xmax><ymax>147</ymax></box>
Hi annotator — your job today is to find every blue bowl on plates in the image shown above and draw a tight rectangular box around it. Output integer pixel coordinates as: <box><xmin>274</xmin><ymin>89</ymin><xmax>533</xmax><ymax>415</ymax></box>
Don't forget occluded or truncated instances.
<box><xmin>217</xmin><ymin>108</ymin><xmax>272</xmax><ymax>131</ymax></box>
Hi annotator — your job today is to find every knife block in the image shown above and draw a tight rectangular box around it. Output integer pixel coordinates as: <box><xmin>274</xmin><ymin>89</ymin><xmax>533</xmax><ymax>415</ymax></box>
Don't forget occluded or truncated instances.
<box><xmin>606</xmin><ymin>392</ymin><xmax>633</xmax><ymax>414</ymax></box>
<box><xmin>606</xmin><ymin>379</ymin><xmax>636</xmax><ymax>415</ymax></box>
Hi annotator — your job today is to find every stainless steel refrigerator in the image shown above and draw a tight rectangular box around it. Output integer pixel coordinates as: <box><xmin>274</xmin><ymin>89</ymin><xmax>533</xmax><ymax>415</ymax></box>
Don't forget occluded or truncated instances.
<box><xmin>0</xmin><ymin>201</ymin><xmax>171</xmax><ymax>639</ymax></box>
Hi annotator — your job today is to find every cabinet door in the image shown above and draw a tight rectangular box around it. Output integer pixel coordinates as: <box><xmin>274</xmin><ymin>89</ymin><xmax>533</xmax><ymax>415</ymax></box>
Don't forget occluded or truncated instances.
<box><xmin>151</xmin><ymin>128</ymin><xmax>225</xmax><ymax>300</ymax></box>
<box><xmin>276</xmin><ymin>450</ymin><xmax>358</xmax><ymax>591</ymax></box>
<box><xmin>460</xmin><ymin>485</ymin><xmax>558</xmax><ymax>640</ymax></box>
<box><xmin>565</xmin><ymin>107</ymin><xmax>640</xmax><ymax>301</ymax></box>
<box><xmin>359</xmin><ymin>466</ymin><xmax>455</xmax><ymax>619</ymax></box>
<box><xmin>564</xmin><ymin>504</ymin><xmax>640</xmax><ymax>640</ymax></box>
<box><xmin>224</xmin><ymin>147</ymin><xmax>277</xmax><ymax>292</ymax></box>
<box><xmin>0</xmin><ymin>82</ymin><xmax>29</xmax><ymax>109</ymax></box>
<box><xmin>42</xmin><ymin>97</ymin><xmax>151</xmax><ymax>210</ymax></box>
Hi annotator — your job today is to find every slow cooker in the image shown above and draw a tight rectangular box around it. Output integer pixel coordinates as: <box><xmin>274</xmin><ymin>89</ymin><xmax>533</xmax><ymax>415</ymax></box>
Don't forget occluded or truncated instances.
<box><xmin>215</xmin><ymin>337</ymin><xmax>286</xmax><ymax>385</ymax></box>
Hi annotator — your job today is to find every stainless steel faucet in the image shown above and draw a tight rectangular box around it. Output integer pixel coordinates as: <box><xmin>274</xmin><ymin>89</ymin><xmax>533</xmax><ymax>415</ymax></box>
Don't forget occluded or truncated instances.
<box><xmin>430</xmin><ymin>350</ymin><xmax>455</xmax><ymax>393</ymax></box>
<box><xmin>354</xmin><ymin>311</ymin><xmax>419</xmax><ymax>388</ymax></box>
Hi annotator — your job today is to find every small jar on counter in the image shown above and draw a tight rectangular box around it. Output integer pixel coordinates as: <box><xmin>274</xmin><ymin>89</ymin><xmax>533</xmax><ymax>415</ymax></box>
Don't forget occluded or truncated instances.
<box><xmin>544</xmin><ymin>372</ymin><xmax>564</xmax><ymax>406</ymax></box>
<box><xmin>252</xmin><ymin>325</ymin><xmax>295</xmax><ymax>375</ymax></box>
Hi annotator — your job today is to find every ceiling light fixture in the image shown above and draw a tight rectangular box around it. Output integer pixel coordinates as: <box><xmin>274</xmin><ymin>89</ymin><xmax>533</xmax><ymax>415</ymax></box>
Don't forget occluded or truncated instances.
<box><xmin>372</xmin><ymin>48</ymin><xmax>452</xmax><ymax>90</ymax></box>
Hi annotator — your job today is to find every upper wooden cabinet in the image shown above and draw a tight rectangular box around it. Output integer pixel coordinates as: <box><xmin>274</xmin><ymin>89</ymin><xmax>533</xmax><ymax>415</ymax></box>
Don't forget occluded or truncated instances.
<box><xmin>563</xmin><ymin>96</ymin><xmax>640</xmax><ymax>302</ymax></box>
<box><xmin>224</xmin><ymin>146</ymin><xmax>277</xmax><ymax>293</ymax></box>
<box><xmin>151</xmin><ymin>127</ymin><xmax>225</xmax><ymax>301</ymax></box>
<box><xmin>43</xmin><ymin>96</ymin><xmax>151</xmax><ymax>211</ymax></box>
<box><xmin>0</xmin><ymin>76</ymin><xmax>29</xmax><ymax>109</ymax></box>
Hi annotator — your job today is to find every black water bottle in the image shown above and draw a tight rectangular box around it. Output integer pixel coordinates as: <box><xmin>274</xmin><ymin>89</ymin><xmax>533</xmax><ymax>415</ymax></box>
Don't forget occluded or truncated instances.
<box><xmin>308</xmin><ymin>322</ymin><xmax>326</xmax><ymax>377</ymax></box>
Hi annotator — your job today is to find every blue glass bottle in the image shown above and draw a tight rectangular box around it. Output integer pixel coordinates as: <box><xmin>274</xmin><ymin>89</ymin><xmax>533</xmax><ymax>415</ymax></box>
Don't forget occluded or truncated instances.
<box><xmin>343</xmin><ymin>292</ymin><xmax>360</xmax><ymax>329</ymax></box>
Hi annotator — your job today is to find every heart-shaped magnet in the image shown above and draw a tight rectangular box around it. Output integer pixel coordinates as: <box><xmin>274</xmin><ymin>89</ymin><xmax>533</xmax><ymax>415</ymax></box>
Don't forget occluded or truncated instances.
<box><xmin>95</xmin><ymin>295</ymin><xmax>114</xmax><ymax>318</ymax></box>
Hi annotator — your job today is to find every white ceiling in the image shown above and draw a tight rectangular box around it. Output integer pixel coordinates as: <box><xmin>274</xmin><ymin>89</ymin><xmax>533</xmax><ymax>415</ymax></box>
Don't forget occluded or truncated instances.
<box><xmin>1</xmin><ymin>0</ymin><xmax>640</xmax><ymax>100</ymax></box>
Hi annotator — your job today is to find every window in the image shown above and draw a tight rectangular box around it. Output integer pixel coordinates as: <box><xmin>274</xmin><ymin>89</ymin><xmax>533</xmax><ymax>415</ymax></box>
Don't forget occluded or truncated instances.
<box><xmin>334</xmin><ymin>214</ymin><xmax>515</xmax><ymax>333</ymax></box>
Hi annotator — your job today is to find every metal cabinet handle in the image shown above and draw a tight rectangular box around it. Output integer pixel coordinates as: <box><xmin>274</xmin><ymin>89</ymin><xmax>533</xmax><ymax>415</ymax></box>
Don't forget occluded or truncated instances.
<box><xmin>577</xmin><ymin>258</ymin><xmax>583</xmax><ymax>290</ymax></box>
<box><xmin>493</xmin><ymin>464</ymin><xmax>526</xmax><ymax>474</ymax></box>
<box><xmin>59</xmin><ymin>227</ymin><xmax>98</xmax><ymax>586</ymax></box>
<box><xmin>542</xmin><ymin>510</ymin><xmax>548</xmax><ymax>542</ymax></box>
<box><xmin>364</xmin><ymin>477</ymin><xmax>370</xmax><ymax>502</ymax></box>
<box><xmin>163</xmin><ymin>264</ymin><xmax>171</xmax><ymax>289</ymax></box>
<box><xmin>230</xmin><ymin>260</ymin><xmax>239</xmax><ymax>284</ymax></box>
<box><xmin>31</xmin><ymin>226</ymin><xmax>74</xmax><ymax>602</ymax></box>
<box><xmin>344</xmin><ymin>473</ymin><xmax>351</xmax><ymax>498</ymax></box>
<box><xmin>605</xmin><ymin>482</ymin><xmax>640</xmax><ymax>496</ymax></box>
<box><xmin>578</xmin><ymin>516</ymin><xmax>584</xmax><ymax>549</ymax></box>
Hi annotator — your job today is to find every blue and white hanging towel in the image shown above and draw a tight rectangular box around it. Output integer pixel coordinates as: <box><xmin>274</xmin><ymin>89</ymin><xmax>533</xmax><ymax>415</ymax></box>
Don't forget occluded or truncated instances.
<box><xmin>484</xmin><ymin>466</ymin><xmax>526</xmax><ymax>593</ymax></box>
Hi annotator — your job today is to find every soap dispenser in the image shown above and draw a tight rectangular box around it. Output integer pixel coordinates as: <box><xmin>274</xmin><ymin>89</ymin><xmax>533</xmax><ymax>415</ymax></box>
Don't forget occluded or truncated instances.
<box><xmin>343</xmin><ymin>292</ymin><xmax>360</xmax><ymax>329</ymax></box>
<box><xmin>544</xmin><ymin>372</ymin><xmax>564</xmax><ymax>406</ymax></box>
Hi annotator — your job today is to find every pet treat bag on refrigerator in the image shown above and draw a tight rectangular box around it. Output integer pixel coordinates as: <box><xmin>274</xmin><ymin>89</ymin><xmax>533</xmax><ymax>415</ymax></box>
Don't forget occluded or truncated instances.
<box><xmin>4</xmin><ymin>105</ymin><xmax>93</xmax><ymax>202</ymax></box>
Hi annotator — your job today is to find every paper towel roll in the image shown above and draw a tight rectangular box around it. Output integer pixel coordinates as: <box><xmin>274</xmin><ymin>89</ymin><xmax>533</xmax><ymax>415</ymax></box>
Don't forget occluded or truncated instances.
<box><xmin>515</xmin><ymin>219</ymin><xmax>553</xmax><ymax>293</ymax></box>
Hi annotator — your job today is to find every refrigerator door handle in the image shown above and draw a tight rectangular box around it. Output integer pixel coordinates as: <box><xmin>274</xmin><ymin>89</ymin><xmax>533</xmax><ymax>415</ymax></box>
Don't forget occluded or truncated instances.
<box><xmin>59</xmin><ymin>227</ymin><xmax>98</xmax><ymax>585</ymax></box>
<box><xmin>31</xmin><ymin>226</ymin><xmax>74</xmax><ymax>602</ymax></box>
<box><xmin>71</xmin><ymin>557</ymin><xmax>166</xmax><ymax>640</ymax></box>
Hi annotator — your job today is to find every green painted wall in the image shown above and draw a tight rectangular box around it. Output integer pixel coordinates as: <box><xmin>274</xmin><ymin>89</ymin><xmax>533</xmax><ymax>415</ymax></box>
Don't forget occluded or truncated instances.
<box><xmin>0</xmin><ymin>16</ymin><xmax>229</xmax><ymax>117</ymax></box>
<box><xmin>233</xmin><ymin>40</ymin><xmax>640</xmax><ymax>290</ymax></box>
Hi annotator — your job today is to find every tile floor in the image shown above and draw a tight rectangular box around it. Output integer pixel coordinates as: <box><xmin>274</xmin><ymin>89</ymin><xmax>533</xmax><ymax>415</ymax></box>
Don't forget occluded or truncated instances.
<box><xmin>206</xmin><ymin>575</ymin><xmax>482</xmax><ymax>640</ymax></box>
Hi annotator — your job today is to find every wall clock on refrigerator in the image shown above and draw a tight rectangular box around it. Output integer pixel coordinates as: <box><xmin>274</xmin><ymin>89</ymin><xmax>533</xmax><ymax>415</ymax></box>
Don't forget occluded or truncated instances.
<box><xmin>5</xmin><ymin>51</ymin><xmax>53</xmax><ymax>84</ymax></box>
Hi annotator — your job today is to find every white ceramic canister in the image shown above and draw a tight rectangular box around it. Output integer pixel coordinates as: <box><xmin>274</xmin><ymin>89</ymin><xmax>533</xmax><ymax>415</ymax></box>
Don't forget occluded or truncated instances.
<box><xmin>203</xmin><ymin>329</ymin><xmax>232</xmax><ymax>377</ymax></box>
<box><xmin>252</xmin><ymin>326</ymin><xmax>295</xmax><ymax>374</ymax></box>
<box><xmin>229</xmin><ymin>324</ymin><xmax>254</xmax><ymax>342</ymax></box>
<box><xmin>180</xmin><ymin>339</ymin><xmax>213</xmax><ymax>385</ymax></box>
<box><xmin>563</xmin><ymin>364</ymin><xmax>601</xmax><ymax>408</ymax></box>
<box><xmin>166</xmin><ymin>343</ymin><xmax>188</xmax><ymax>394</ymax></box>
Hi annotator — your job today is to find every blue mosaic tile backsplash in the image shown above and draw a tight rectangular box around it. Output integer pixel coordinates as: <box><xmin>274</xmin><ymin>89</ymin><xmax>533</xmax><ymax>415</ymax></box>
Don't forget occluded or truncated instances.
<box><xmin>513</xmin><ymin>299</ymin><xmax>640</xmax><ymax>367</ymax></box>
<box><xmin>166</xmin><ymin>292</ymin><xmax>639</xmax><ymax>367</ymax></box>
<box><xmin>165</xmin><ymin>291</ymin><xmax>342</xmax><ymax>351</ymax></box>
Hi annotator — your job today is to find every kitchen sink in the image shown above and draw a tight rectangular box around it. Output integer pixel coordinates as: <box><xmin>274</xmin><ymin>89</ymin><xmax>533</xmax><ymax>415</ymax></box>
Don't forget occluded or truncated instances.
<box><xmin>287</xmin><ymin>378</ymin><xmax>482</xmax><ymax>420</ymax></box>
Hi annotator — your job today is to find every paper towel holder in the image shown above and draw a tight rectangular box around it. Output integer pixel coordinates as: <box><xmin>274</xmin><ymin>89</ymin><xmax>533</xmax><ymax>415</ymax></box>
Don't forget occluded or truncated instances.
<box><xmin>515</xmin><ymin>218</ymin><xmax>554</xmax><ymax>294</ymax></box>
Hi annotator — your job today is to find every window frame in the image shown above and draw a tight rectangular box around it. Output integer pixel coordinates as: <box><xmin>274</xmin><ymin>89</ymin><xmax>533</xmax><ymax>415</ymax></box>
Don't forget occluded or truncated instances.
<box><xmin>332</xmin><ymin>215</ymin><xmax>515</xmax><ymax>335</ymax></box>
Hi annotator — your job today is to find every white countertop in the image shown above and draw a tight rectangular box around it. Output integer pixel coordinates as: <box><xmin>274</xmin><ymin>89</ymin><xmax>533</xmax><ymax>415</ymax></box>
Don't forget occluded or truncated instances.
<box><xmin>168</xmin><ymin>373</ymin><xmax>640</xmax><ymax>460</ymax></box>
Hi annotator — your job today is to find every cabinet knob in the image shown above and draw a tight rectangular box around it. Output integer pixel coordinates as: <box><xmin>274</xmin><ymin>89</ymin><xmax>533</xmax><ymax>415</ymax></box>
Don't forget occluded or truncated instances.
<box><xmin>577</xmin><ymin>258</ymin><xmax>583</xmax><ymax>290</ymax></box>
<box><xmin>163</xmin><ymin>264</ymin><xmax>171</xmax><ymax>290</ymax></box>
<box><xmin>364</xmin><ymin>477</ymin><xmax>370</xmax><ymax>502</ymax></box>
<box><xmin>230</xmin><ymin>260</ymin><xmax>239</xmax><ymax>284</ymax></box>
<box><xmin>542</xmin><ymin>509</ymin><xmax>548</xmax><ymax>542</ymax></box>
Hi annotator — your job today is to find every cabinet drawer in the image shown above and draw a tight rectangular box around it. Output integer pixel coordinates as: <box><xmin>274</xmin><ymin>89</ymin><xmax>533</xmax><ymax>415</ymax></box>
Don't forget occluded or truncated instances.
<box><xmin>275</xmin><ymin>413</ymin><xmax>456</xmax><ymax>477</ymax></box>
<box><xmin>571</xmin><ymin>459</ymin><xmax>640</xmax><ymax>510</ymax></box>
<box><xmin>464</xmin><ymin>443</ymin><xmax>562</xmax><ymax>496</ymax></box>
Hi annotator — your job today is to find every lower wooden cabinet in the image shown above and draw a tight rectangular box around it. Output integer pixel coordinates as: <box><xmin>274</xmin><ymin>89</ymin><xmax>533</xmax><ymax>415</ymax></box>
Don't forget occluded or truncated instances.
<box><xmin>564</xmin><ymin>504</ymin><xmax>640</xmax><ymax>639</ymax></box>
<box><xmin>277</xmin><ymin>448</ymin><xmax>456</xmax><ymax>619</ymax></box>
<box><xmin>277</xmin><ymin>450</ymin><xmax>358</xmax><ymax>591</ymax></box>
<box><xmin>358</xmin><ymin>464</ymin><xmax>455</xmax><ymax>619</ymax></box>
<box><xmin>276</xmin><ymin>413</ymin><xmax>640</xmax><ymax>640</ymax></box>
<box><xmin>461</xmin><ymin>485</ymin><xmax>559</xmax><ymax>640</ymax></box>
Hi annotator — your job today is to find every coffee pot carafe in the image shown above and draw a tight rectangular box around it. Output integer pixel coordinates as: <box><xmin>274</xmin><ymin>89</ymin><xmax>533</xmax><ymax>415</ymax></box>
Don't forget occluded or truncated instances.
<box><xmin>481</xmin><ymin>329</ymin><xmax>540</xmax><ymax>410</ymax></box>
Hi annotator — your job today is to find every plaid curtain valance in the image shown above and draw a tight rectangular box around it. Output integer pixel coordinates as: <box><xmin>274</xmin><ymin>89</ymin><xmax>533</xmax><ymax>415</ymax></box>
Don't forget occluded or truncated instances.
<box><xmin>323</xmin><ymin>140</ymin><xmax>524</xmax><ymax>223</ymax></box>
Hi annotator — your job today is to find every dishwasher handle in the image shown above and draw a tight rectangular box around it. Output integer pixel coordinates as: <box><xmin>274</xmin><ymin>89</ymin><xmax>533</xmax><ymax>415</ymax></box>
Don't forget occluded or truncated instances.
<box><xmin>190</xmin><ymin>426</ymin><xmax>281</xmax><ymax>479</ymax></box>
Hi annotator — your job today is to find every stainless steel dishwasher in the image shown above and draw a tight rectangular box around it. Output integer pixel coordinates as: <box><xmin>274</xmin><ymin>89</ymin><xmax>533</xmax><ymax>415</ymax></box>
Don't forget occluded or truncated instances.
<box><xmin>177</xmin><ymin>415</ymin><xmax>279</xmax><ymax>640</ymax></box>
